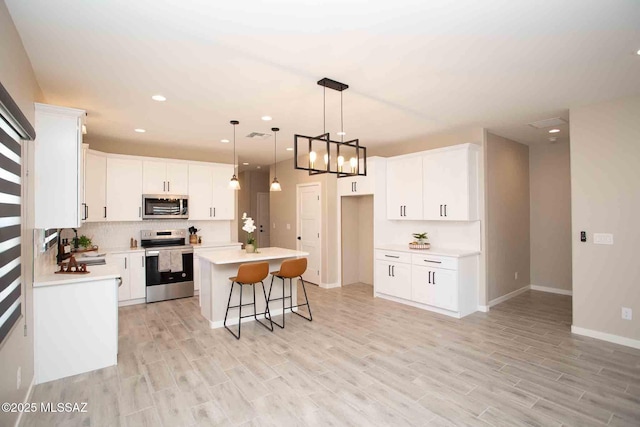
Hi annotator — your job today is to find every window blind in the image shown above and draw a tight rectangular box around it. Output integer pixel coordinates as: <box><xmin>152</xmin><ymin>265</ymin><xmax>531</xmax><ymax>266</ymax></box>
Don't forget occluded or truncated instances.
<box><xmin>0</xmin><ymin>121</ymin><xmax>22</xmax><ymax>344</ymax></box>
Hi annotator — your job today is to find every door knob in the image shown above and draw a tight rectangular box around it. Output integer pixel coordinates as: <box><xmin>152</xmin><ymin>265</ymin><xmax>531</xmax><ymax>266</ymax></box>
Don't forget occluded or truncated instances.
<box><xmin>297</xmin><ymin>236</ymin><xmax>301</xmax><ymax>240</ymax></box>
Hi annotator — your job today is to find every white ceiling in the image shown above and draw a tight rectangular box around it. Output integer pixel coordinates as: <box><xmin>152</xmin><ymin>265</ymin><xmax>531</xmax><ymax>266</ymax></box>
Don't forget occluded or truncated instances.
<box><xmin>6</xmin><ymin>0</ymin><xmax>640</xmax><ymax>167</ymax></box>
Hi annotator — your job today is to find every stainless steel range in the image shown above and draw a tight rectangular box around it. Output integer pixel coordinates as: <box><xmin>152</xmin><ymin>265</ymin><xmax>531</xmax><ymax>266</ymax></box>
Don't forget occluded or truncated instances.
<box><xmin>141</xmin><ymin>229</ymin><xmax>194</xmax><ymax>303</ymax></box>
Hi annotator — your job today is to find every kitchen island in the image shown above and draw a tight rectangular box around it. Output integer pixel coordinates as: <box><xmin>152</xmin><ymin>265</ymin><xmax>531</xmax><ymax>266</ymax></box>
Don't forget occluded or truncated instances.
<box><xmin>197</xmin><ymin>247</ymin><xmax>309</xmax><ymax>328</ymax></box>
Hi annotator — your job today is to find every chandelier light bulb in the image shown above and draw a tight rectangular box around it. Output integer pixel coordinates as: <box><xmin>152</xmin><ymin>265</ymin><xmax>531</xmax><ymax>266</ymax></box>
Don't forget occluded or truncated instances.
<box><xmin>350</xmin><ymin>157</ymin><xmax>357</xmax><ymax>173</ymax></box>
<box><xmin>309</xmin><ymin>151</ymin><xmax>317</xmax><ymax>169</ymax></box>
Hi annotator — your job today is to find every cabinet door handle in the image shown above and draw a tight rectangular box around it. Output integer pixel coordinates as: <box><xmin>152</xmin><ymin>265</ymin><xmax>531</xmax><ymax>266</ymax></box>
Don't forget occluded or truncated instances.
<box><xmin>400</xmin><ymin>206</ymin><xmax>402</xmax><ymax>217</ymax></box>
<box><xmin>423</xmin><ymin>259</ymin><xmax>442</xmax><ymax>264</ymax></box>
<box><xmin>428</xmin><ymin>271</ymin><xmax>431</xmax><ymax>284</ymax></box>
<box><xmin>124</xmin><ymin>258</ymin><xmax>127</xmax><ymax>269</ymax></box>
<box><xmin>168</xmin><ymin>181</ymin><xmax>170</xmax><ymax>192</ymax></box>
<box><xmin>213</xmin><ymin>207</ymin><xmax>216</xmax><ymax>217</ymax></box>
<box><xmin>384</xmin><ymin>255</ymin><xmax>400</xmax><ymax>259</ymax></box>
<box><xmin>440</xmin><ymin>205</ymin><xmax>442</xmax><ymax>216</ymax></box>
<box><xmin>163</xmin><ymin>181</ymin><xmax>166</xmax><ymax>192</ymax></box>
<box><xmin>388</xmin><ymin>265</ymin><xmax>391</xmax><ymax>276</ymax></box>
<box><xmin>104</xmin><ymin>206</ymin><xmax>107</xmax><ymax>218</ymax></box>
<box><xmin>433</xmin><ymin>271</ymin><xmax>436</xmax><ymax>284</ymax></box>
<box><xmin>139</xmin><ymin>207</ymin><xmax>142</xmax><ymax>217</ymax></box>
<box><xmin>444</xmin><ymin>205</ymin><xmax>447</xmax><ymax>217</ymax></box>
<box><xmin>85</xmin><ymin>204</ymin><xmax>88</xmax><ymax>220</ymax></box>
<box><xmin>354</xmin><ymin>182</ymin><xmax>357</xmax><ymax>192</ymax></box>
<box><xmin>210</xmin><ymin>207</ymin><xmax>212</xmax><ymax>217</ymax></box>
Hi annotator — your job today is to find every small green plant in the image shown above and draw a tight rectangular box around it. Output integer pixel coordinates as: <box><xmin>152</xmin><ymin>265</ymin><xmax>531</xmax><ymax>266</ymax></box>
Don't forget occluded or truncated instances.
<box><xmin>412</xmin><ymin>232</ymin><xmax>428</xmax><ymax>244</ymax></box>
<box><xmin>77</xmin><ymin>235</ymin><xmax>92</xmax><ymax>249</ymax></box>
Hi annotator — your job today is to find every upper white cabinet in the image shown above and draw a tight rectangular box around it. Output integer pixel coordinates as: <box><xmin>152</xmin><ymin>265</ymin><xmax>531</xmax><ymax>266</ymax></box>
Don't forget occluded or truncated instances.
<box><xmin>187</xmin><ymin>163</ymin><xmax>234</xmax><ymax>220</ymax></box>
<box><xmin>337</xmin><ymin>157</ymin><xmax>377</xmax><ymax>197</ymax></box>
<box><xmin>211</xmin><ymin>164</ymin><xmax>235</xmax><ymax>220</ymax></box>
<box><xmin>386</xmin><ymin>143</ymin><xmax>479</xmax><ymax>221</ymax></box>
<box><xmin>34</xmin><ymin>103</ymin><xmax>85</xmax><ymax>229</ymax></box>
<box><xmin>423</xmin><ymin>145</ymin><xmax>478</xmax><ymax>221</ymax></box>
<box><xmin>143</xmin><ymin>160</ymin><xmax>188</xmax><ymax>195</ymax></box>
<box><xmin>106</xmin><ymin>157</ymin><xmax>143</xmax><ymax>221</ymax></box>
<box><xmin>386</xmin><ymin>156</ymin><xmax>423</xmax><ymax>220</ymax></box>
<box><xmin>84</xmin><ymin>150</ymin><xmax>107</xmax><ymax>222</ymax></box>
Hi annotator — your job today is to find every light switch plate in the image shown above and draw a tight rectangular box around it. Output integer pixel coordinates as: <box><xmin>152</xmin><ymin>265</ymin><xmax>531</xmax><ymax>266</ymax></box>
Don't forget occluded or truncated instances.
<box><xmin>593</xmin><ymin>233</ymin><xmax>614</xmax><ymax>245</ymax></box>
<box><xmin>622</xmin><ymin>307</ymin><xmax>632</xmax><ymax>320</ymax></box>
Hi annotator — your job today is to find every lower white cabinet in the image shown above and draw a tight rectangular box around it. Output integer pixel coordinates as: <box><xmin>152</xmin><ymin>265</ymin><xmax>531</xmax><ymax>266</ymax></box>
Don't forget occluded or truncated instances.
<box><xmin>374</xmin><ymin>248</ymin><xmax>478</xmax><ymax>318</ymax></box>
<box><xmin>108</xmin><ymin>251</ymin><xmax>146</xmax><ymax>303</ymax></box>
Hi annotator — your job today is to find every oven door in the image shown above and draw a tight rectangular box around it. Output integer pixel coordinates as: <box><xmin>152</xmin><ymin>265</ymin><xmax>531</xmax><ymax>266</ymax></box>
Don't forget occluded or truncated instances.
<box><xmin>145</xmin><ymin>249</ymin><xmax>194</xmax><ymax>286</ymax></box>
<box><xmin>142</xmin><ymin>195</ymin><xmax>189</xmax><ymax>219</ymax></box>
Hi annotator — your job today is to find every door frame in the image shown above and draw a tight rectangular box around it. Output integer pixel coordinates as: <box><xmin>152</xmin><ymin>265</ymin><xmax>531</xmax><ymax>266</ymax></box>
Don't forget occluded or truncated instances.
<box><xmin>296</xmin><ymin>182</ymin><xmax>322</xmax><ymax>285</ymax></box>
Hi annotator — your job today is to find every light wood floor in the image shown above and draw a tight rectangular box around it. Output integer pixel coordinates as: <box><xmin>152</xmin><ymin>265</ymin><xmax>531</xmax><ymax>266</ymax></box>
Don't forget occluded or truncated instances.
<box><xmin>21</xmin><ymin>284</ymin><xmax>640</xmax><ymax>426</ymax></box>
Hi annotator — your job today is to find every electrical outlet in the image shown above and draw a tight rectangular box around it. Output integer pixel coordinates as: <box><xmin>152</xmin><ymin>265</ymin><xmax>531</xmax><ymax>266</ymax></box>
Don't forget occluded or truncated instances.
<box><xmin>17</xmin><ymin>366</ymin><xmax>21</xmax><ymax>390</ymax></box>
<box><xmin>594</xmin><ymin>233</ymin><xmax>614</xmax><ymax>245</ymax></box>
<box><xmin>622</xmin><ymin>307</ymin><xmax>633</xmax><ymax>320</ymax></box>
<box><xmin>515</xmin><ymin>272</ymin><xmax>518</xmax><ymax>280</ymax></box>
<box><xmin>286</xmin><ymin>224</ymin><xmax>291</xmax><ymax>230</ymax></box>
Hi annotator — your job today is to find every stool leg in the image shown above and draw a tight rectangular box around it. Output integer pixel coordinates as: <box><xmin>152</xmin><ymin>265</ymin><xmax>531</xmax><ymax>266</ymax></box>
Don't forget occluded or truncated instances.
<box><xmin>292</xmin><ymin>276</ymin><xmax>312</xmax><ymax>322</ymax></box>
<box><xmin>281</xmin><ymin>276</ymin><xmax>286</xmax><ymax>328</ymax></box>
<box><xmin>267</xmin><ymin>275</ymin><xmax>284</xmax><ymax>329</ymax></box>
<box><xmin>251</xmin><ymin>283</ymin><xmax>273</xmax><ymax>332</ymax></box>
<box><xmin>224</xmin><ymin>281</ymin><xmax>241</xmax><ymax>339</ymax></box>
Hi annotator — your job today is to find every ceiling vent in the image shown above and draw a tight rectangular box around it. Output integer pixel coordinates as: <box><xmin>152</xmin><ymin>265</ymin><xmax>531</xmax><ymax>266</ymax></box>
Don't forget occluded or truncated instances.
<box><xmin>528</xmin><ymin>117</ymin><xmax>567</xmax><ymax>129</ymax></box>
<box><xmin>246</xmin><ymin>132</ymin><xmax>271</xmax><ymax>140</ymax></box>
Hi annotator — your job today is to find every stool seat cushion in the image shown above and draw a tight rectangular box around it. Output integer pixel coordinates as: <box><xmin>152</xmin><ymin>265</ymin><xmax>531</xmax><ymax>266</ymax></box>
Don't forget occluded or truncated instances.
<box><xmin>275</xmin><ymin>258</ymin><xmax>307</xmax><ymax>279</ymax></box>
<box><xmin>233</xmin><ymin>261</ymin><xmax>269</xmax><ymax>284</ymax></box>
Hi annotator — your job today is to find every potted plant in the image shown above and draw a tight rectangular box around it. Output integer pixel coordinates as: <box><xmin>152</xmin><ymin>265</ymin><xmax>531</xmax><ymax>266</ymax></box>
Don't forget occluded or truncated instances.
<box><xmin>409</xmin><ymin>232</ymin><xmax>430</xmax><ymax>250</ymax></box>
<box><xmin>242</xmin><ymin>213</ymin><xmax>257</xmax><ymax>253</ymax></box>
<box><xmin>77</xmin><ymin>235</ymin><xmax>92</xmax><ymax>250</ymax></box>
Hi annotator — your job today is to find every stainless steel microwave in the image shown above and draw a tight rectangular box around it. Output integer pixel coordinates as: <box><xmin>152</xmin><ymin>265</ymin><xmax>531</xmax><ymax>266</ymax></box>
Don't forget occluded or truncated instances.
<box><xmin>142</xmin><ymin>195</ymin><xmax>189</xmax><ymax>219</ymax></box>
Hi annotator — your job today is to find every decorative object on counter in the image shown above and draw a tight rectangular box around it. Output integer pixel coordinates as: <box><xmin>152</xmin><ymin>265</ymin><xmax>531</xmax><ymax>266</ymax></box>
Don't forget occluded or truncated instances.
<box><xmin>409</xmin><ymin>232</ymin><xmax>430</xmax><ymax>250</ymax></box>
<box><xmin>189</xmin><ymin>226</ymin><xmax>199</xmax><ymax>244</ymax></box>
<box><xmin>55</xmin><ymin>255</ymin><xmax>89</xmax><ymax>274</ymax></box>
<box><xmin>270</xmin><ymin>127</ymin><xmax>282</xmax><ymax>191</ymax></box>
<box><xmin>130</xmin><ymin>237</ymin><xmax>138</xmax><ymax>248</ymax></box>
<box><xmin>242</xmin><ymin>212</ymin><xmax>257</xmax><ymax>253</ymax></box>
<box><xmin>294</xmin><ymin>77</ymin><xmax>367</xmax><ymax>178</ymax></box>
<box><xmin>198</xmin><ymin>236</ymin><xmax>202</xmax><ymax>244</ymax></box>
<box><xmin>229</xmin><ymin>120</ymin><xmax>241</xmax><ymax>190</ymax></box>
<box><xmin>77</xmin><ymin>235</ymin><xmax>92</xmax><ymax>249</ymax></box>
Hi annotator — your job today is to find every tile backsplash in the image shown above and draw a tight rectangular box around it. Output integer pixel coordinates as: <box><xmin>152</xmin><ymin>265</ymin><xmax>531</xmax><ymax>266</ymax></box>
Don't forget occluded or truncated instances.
<box><xmin>61</xmin><ymin>220</ymin><xmax>234</xmax><ymax>249</ymax></box>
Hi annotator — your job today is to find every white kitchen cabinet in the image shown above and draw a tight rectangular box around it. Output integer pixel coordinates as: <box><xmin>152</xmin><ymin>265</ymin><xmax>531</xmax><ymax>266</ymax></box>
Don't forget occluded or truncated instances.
<box><xmin>188</xmin><ymin>163</ymin><xmax>214</xmax><ymax>220</ymax></box>
<box><xmin>106</xmin><ymin>157</ymin><xmax>143</xmax><ymax>221</ymax></box>
<box><xmin>337</xmin><ymin>157</ymin><xmax>376</xmax><ymax>196</ymax></box>
<box><xmin>187</xmin><ymin>163</ymin><xmax>234</xmax><ymax>220</ymax></box>
<box><xmin>374</xmin><ymin>247</ymin><xmax>478</xmax><ymax>318</ymax></box>
<box><xmin>211</xmin><ymin>164</ymin><xmax>235</xmax><ymax>219</ymax></box>
<box><xmin>386</xmin><ymin>156</ymin><xmax>422</xmax><ymax>220</ymax></box>
<box><xmin>84</xmin><ymin>150</ymin><xmax>107</xmax><ymax>222</ymax></box>
<box><xmin>423</xmin><ymin>144</ymin><xmax>478</xmax><ymax>221</ymax></box>
<box><xmin>143</xmin><ymin>160</ymin><xmax>189</xmax><ymax>195</ymax></box>
<box><xmin>34</xmin><ymin>103</ymin><xmax>85</xmax><ymax>229</ymax></box>
<box><xmin>374</xmin><ymin>259</ymin><xmax>412</xmax><ymax>300</ymax></box>
<box><xmin>108</xmin><ymin>251</ymin><xmax>146</xmax><ymax>303</ymax></box>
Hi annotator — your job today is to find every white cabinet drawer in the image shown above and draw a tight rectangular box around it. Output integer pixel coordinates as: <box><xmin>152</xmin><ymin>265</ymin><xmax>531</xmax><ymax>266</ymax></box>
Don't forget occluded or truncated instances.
<box><xmin>375</xmin><ymin>250</ymin><xmax>412</xmax><ymax>264</ymax></box>
<box><xmin>411</xmin><ymin>254</ymin><xmax>458</xmax><ymax>270</ymax></box>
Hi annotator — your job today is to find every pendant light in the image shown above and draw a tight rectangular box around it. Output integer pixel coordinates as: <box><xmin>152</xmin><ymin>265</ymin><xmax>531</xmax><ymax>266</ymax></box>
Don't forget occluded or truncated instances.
<box><xmin>229</xmin><ymin>120</ymin><xmax>241</xmax><ymax>190</ymax></box>
<box><xmin>270</xmin><ymin>127</ymin><xmax>282</xmax><ymax>192</ymax></box>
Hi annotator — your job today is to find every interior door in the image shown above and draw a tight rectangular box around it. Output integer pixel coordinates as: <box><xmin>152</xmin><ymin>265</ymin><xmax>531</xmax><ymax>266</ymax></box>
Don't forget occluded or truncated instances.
<box><xmin>297</xmin><ymin>184</ymin><xmax>321</xmax><ymax>285</ymax></box>
<box><xmin>256</xmin><ymin>192</ymin><xmax>270</xmax><ymax>248</ymax></box>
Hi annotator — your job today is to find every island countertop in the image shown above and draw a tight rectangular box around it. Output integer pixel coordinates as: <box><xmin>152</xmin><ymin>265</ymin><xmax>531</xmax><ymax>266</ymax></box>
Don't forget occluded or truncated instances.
<box><xmin>196</xmin><ymin>247</ymin><xmax>309</xmax><ymax>265</ymax></box>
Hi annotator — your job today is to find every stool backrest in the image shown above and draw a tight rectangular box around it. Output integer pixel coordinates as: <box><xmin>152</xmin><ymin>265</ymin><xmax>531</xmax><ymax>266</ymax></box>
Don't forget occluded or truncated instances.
<box><xmin>278</xmin><ymin>258</ymin><xmax>308</xmax><ymax>278</ymax></box>
<box><xmin>236</xmin><ymin>262</ymin><xmax>269</xmax><ymax>284</ymax></box>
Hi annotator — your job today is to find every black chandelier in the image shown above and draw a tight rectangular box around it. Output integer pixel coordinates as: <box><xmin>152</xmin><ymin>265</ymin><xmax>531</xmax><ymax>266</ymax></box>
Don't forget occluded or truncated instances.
<box><xmin>294</xmin><ymin>78</ymin><xmax>367</xmax><ymax>178</ymax></box>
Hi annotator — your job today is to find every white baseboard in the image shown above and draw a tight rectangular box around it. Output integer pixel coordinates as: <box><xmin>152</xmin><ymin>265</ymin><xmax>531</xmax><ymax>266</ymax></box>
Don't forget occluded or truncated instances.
<box><xmin>15</xmin><ymin>377</ymin><xmax>35</xmax><ymax>427</ymax></box>
<box><xmin>374</xmin><ymin>293</ymin><xmax>462</xmax><ymax>319</ymax></box>
<box><xmin>319</xmin><ymin>282</ymin><xmax>340</xmax><ymax>289</ymax></box>
<box><xmin>118</xmin><ymin>297</ymin><xmax>146</xmax><ymax>307</ymax></box>
<box><xmin>477</xmin><ymin>305</ymin><xmax>490</xmax><ymax>312</ymax></box>
<box><xmin>571</xmin><ymin>325</ymin><xmax>640</xmax><ymax>350</ymax></box>
<box><xmin>530</xmin><ymin>285</ymin><xmax>572</xmax><ymax>296</ymax></box>
<box><xmin>488</xmin><ymin>285</ymin><xmax>530</xmax><ymax>307</ymax></box>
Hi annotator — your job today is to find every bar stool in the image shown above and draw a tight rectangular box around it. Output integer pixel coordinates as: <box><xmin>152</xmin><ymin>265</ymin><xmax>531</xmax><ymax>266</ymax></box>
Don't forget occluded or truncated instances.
<box><xmin>224</xmin><ymin>261</ymin><xmax>273</xmax><ymax>339</ymax></box>
<box><xmin>267</xmin><ymin>258</ymin><xmax>312</xmax><ymax>328</ymax></box>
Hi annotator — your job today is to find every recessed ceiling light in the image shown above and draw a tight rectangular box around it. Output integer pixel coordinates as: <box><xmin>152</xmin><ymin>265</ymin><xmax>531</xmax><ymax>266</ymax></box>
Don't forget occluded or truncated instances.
<box><xmin>261</xmin><ymin>116</ymin><xmax>272</xmax><ymax>121</ymax></box>
<box><xmin>548</xmin><ymin>129</ymin><xmax>560</xmax><ymax>134</ymax></box>
<box><xmin>134</xmin><ymin>128</ymin><xmax>146</xmax><ymax>133</ymax></box>
<box><xmin>286</xmin><ymin>147</ymin><xmax>293</xmax><ymax>151</ymax></box>
<box><xmin>242</xmin><ymin>162</ymin><xmax>249</xmax><ymax>166</ymax></box>
<box><xmin>221</xmin><ymin>139</ymin><xmax>230</xmax><ymax>143</ymax></box>
<box><xmin>637</xmin><ymin>48</ymin><xmax>640</xmax><ymax>55</ymax></box>
<box><xmin>337</xmin><ymin>131</ymin><xmax>346</xmax><ymax>136</ymax></box>
<box><xmin>256</xmin><ymin>166</ymin><xmax>261</xmax><ymax>169</ymax></box>
<box><xmin>151</xmin><ymin>95</ymin><xmax>166</xmax><ymax>102</ymax></box>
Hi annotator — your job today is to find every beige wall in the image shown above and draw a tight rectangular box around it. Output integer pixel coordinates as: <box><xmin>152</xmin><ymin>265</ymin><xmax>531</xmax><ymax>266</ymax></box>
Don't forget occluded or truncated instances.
<box><xmin>237</xmin><ymin>171</ymin><xmax>269</xmax><ymax>244</ymax></box>
<box><xmin>571</xmin><ymin>95</ymin><xmax>640</xmax><ymax>341</ymax></box>
<box><xmin>486</xmin><ymin>133</ymin><xmax>530</xmax><ymax>301</ymax></box>
<box><xmin>0</xmin><ymin>1</ymin><xmax>44</xmax><ymax>425</ymax></box>
<box><xmin>340</xmin><ymin>195</ymin><xmax>373</xmax><ymax>286</ymax></box>
<box><xmin>529</xmin><ymin>141</ymin><xmax>572</xmax><ymax>291</ymax></box>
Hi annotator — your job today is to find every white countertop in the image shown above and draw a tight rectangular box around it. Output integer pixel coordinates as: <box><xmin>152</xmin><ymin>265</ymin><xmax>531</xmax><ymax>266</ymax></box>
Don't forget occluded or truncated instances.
<box><xmin>99</xmin><ymin>241</ymin><xmax>241</xmax><ymax>254</ymax></box>
<box><xmin>376</xmin><ymin>244</ymin><xmax>480</xmax><ymax>258</ymax></box>
<box><xmin>100</xmin><ymin>247</ymin><xmax>146</xmax><ymax>254</ymax></box>
<box><xmin>196</xmin><ymin>247</ymin><xmax>309</xmax><ymax>265</ymax></box>
<box><xmin>34</xmin><ymin>263</ymin><xmax>121</xmax><ymax>288</ymax></box>
<box><xmin>192</xmin><ymin>241</ymin><xmax>242</xmax><ymax>250</ymax></box>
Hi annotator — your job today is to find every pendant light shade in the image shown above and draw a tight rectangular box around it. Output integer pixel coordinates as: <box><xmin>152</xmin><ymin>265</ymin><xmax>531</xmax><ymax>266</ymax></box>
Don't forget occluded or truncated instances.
<box><xmin>270</xmin><ymin>127</ymin><xmax>282</xmax><ymax>191</ymax></box>
<box><xmin>229</xmin><ymin>120</ymin><xmax>241</xmax><ymax>190</ymax></box>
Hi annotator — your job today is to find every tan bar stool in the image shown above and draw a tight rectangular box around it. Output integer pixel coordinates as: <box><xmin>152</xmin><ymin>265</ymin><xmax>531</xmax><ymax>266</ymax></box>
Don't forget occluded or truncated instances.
<box><xmin>224</xmin><ymin>261</ymin><xmax>273</xmax><ymax>339</ymax></box>
<box><xmin>267</xmin><ymin>258</ymin><xmax>312</xmax><ymax>328</ymax></box>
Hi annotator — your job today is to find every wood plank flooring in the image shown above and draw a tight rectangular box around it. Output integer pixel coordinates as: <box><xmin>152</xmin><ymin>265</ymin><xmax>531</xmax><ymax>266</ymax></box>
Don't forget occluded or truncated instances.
<box><xmin>21</xmin><ymin>284</ymin><xmax>640</xmax><ymax>426</ymax></box>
